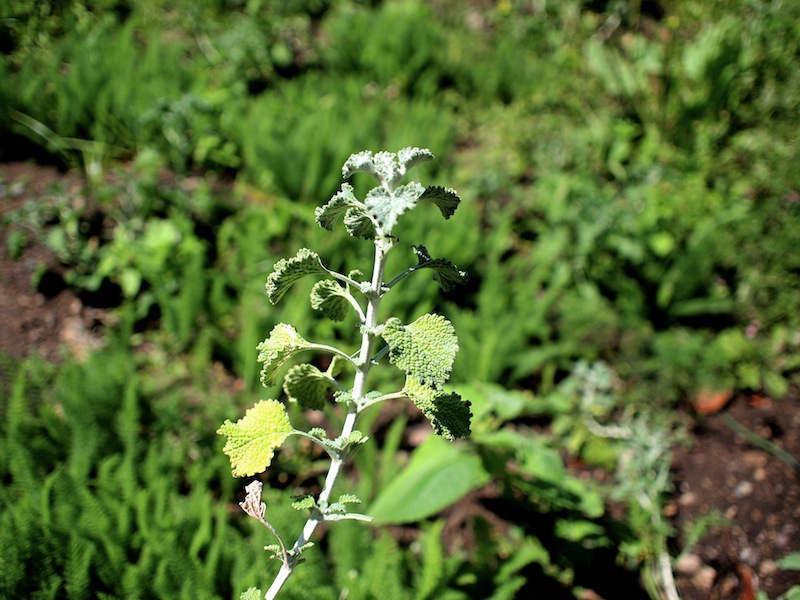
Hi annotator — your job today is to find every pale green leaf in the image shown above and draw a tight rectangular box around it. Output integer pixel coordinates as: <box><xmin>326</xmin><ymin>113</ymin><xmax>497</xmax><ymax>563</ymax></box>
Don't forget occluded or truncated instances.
<box><xmin>283</xmin><ymin>363</ymin><xmax>333</xmax><ymax>410</ymax></box>
<box><xmin>368</xmin><ymin>435</ymin><xmax>488</xmax><ymax>524</ymax></box>
<box><xmin>310</xmin><ymin>280</ymin><xmax>350</xmax><ymax>322</ymax></box>
<box><xmin>382</xmin><ymin>313</ymin><xmax>458</xmax><ymax>387</ymax></box>
<box><xmin>257</xmin><ymin>324</ymin><xmax>311</xmax><ymax>386</ymax></box>
<box><xmin>411</xmin><ymin>245</ymin><xmax>468</xmax><ymax>292</ymax></box>
<box><xmin>404</xmin><ymin>377</ymin><xmax>472</xmax><ymax>440</ymax></box>
<box><xmin>341</xmin><ymin>150</ymin><xmax>378</xmax><ymax>180</ymax></box>
<box><xmin>420</xmin><ymin>186</ymin><xmax>460</xmax><ymax>219</ymax></box>
<box><xmin>217</xmin><ymin>399</ymin><xmax>293</xmax><ymax>477</ymax></box>
<box><xmin>266</xmin><ymin>248</ymin><xmax>327</xmax><ymax>304</ymax></box>
<box><xmin>397</xmin><ymin>147</ymin><xmax>434</xmax><ymax>173</ymax></box>
<box><xmin>342</xmin><ymin>147</ymin><xmax>433</xmax><ymax>189</ymax></box>
<box><xmin>365</xmin><ymin>182</ymin><xmax>425</xmax><ymax>235</ymax></box>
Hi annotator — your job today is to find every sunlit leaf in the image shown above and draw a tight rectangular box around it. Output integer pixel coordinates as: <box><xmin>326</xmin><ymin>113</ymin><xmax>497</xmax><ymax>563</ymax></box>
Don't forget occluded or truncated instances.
<box><xmin>217</xmin><ymin>400</ymin><xmax>293</xmax><ymax>477</ymax></box>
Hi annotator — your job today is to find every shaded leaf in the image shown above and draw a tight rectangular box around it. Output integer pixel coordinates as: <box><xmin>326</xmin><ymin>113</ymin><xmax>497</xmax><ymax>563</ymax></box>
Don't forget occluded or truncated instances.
<box><xmin>420</xmin><ymin>186</ymin><xmax>460</xmax><ymax>219</ymax></box>
<box><xmin>412</xmin><ymin>245</ymin><xmax>468</xmax><ymax>292</ymax></box>
<box><xmin>257</xmin><ymin>324</ymin><xmax>311</xmax><ymax>386</ymax></box>
<box><xmin>368</xmin><ymin>435</ymin><xmax>487</xmax><ymax>524</ymax></box>
<box><xmin>283</xmin><ymin>363</ymin><xmax>333</xmax><ymax>410</ymax></box>
<box><xmin>404</xmin><ymin>377</ymin><xmax>472</xmax><ymax>440</ymax></box>
<box><xmin>310</xmin><ymin>279</ymin><xmax>350</xmax><ymax>322</ymax></box>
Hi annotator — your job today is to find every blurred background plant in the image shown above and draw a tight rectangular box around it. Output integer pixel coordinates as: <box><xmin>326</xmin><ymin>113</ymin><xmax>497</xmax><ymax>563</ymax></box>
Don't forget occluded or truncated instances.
<box><xmin>1</xmin><ymin>0</ymin><xmax>799</xmax><ymax>598</ymax></box>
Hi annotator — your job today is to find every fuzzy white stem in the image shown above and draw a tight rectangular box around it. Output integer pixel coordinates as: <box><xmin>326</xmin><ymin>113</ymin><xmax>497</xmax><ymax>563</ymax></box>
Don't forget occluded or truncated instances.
<box><xmin>265</xmin><ymin>238</ymin><xmax>392</xmax><ymax>600</ymax></box>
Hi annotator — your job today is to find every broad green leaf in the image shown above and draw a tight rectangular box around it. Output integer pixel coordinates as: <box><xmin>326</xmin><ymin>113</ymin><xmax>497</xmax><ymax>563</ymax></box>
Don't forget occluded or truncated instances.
<box><xmin>411</xmin><ymin>245</ymin><xmax>468</xmax><ymax>292</ymax></box>
<box><xmin>404</xmin><ymin>377</ymin><xmax>471</xmax><ymax>440</ymax></box>
<box><xmin>266</xmin><ymin>248</ymin><xmax>327</xmax><ymax>304</ymax></box>
<box><xmin>257</xmin><ymin>324</ymin><xmax>311</xmax><ymax>386</ymax></box>
<box><xmin>778</xmin><ymin>552</ymin><xmax>800</xmax><ymax>571</ymax></box>
<box><xmin>368</xmin><ymin>435</ymin><xmax>488</xmax><ymax>524</ymax></box>
<box><xmin>217</xmin><ymin>400</ymin><xmax>293</xmax><ymax>477</ymax></box>
<box><xmin>382</xmin><ymin>313</ymin><xmax>458</xmax><ymax>387</ymax></box>
<box><xmin>283</xmin><ymin>363</ymin><xmax>332</xmax><ymax>410</ymax></box>
<box><xmin>777</xmin><ymin>586</ymin><xmax>800</xmax><ymax>600</ymax></box>
<box><xmin>420</xmin><ymin>186</ymin><xmax>460</xmax><ymax>219</ymax></box>
<box><xmin>310</xmin><ymin>279</ymin><xmax>351</xmax><ymax>322</ymax></box>
<box><xmin>475</xmin><ymin>429</ymin><xmax>604</xmax><ymax>517</ymax></box>
<box><xmin>315</xmin><ymin>183</ymin><xmax>375</xmax><ymax>239</ymax></box>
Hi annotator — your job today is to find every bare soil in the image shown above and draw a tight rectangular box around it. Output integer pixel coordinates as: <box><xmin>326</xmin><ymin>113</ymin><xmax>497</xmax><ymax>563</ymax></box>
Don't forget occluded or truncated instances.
<box><xmin>1</xmin><ymin>162</ymin><xmax>798</xmax><ymax>599</ymax></box>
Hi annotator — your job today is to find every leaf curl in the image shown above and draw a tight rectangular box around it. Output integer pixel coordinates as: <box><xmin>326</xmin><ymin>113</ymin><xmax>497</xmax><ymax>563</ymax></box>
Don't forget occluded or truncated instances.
<box><xmin>283</xmin><ymin>363</ymin><xmax>334</xmax><ymax>410</ymax></box>
<box><xmin>257</xmin><ymin>324</ymin><xmax>311</xmax><ymax>387</ymax></box>
<box><xmin>420</xmin><ymin>186</ymin><xmax>461</xmax><ymax>219</ymax></box>
<box><xmin>266</xmin><ymin>248</ymin><xmax>327</xmax><ymax>304</ymax></box>
<box><xmin>310</xmin><ymin>280</ymin><xmax>350</xmax><ymax>322</ymax></box>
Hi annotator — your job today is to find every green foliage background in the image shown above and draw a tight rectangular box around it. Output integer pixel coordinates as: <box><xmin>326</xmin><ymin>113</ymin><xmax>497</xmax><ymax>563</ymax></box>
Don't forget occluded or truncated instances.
<box><xmin>1</xmin><ymin>0</ymin><xmax>799</xmax><ymax>597</ymax></box>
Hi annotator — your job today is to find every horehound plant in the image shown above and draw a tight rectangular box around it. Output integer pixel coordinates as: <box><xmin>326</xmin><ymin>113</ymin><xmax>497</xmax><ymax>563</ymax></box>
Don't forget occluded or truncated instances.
<box><xmin>217</xmin><ymin>148</ymin><xmax>472</xmax><ymax>600</ymax></box>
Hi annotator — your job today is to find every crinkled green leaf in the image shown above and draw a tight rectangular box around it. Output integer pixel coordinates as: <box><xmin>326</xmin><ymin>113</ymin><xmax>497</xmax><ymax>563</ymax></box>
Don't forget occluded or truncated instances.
<box><xmin>412</xmin><ymin>245</ymin><xmax>468</xmax><ymax>292</ymax></box>
<box><xmin>257</xmin><ymin>324</ymin><xmax>311</xmax><ymax>386</ymax></box>
<box><xmin>420</xmin><ymin>186</ymin><xmax>461</xmax><ymax>219</ymax></box>
<box><xmin>310</xmin><ymin>279</ymin><xmax>350</xmax><ymax>322</ymax></box>
<box><xmin>283</xmin><ymin>363</ymin><xmax>333</xmax><ymax>410</ymax></box>
<box><xmin>315</xmin><ymin>183</ymin><xmax>375</xmax><ymax>239</ymax></box>
<box><xmin>382</xmin><ymin>314</ymin><xmax>458</xmax><ymax>387</ymax></box>
<box><xmin>217</xmin><ymin>399</ymin><xmax>293</xmax><ymax>477</ymax></box>
<box><xmin>404</xmin><ymin>377</ymin><xmax>472</xmax><ymax>440</ymax></box>
<box><xmin>365</xmin><ymin>182</ymin><xmax>425</xmax><ymax>236</ymax></box>
<box><xmin>266</xmin><ymin>248</ymin><xmax>327</xmax><ymax>304</ymax></box>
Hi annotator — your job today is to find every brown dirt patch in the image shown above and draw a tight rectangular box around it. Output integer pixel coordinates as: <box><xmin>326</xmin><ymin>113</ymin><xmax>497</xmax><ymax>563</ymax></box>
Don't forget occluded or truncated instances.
<box><xmin>671</xmin><ymin>395</ymin><xmax>800</xmax><ymax>599</ymax></box>
<box><xmin>0</xmin><ymin>162</ymin><xmax>105</xmax><ymax>362</ymax></box>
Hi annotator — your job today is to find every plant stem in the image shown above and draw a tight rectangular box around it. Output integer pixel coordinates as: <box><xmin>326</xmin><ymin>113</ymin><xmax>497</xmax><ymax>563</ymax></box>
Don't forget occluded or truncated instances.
<box><xmin>264</xmin><ymin>238</ymin><xmax>393</xmax><ymax>600</ymax></box>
